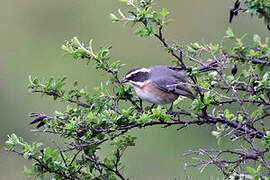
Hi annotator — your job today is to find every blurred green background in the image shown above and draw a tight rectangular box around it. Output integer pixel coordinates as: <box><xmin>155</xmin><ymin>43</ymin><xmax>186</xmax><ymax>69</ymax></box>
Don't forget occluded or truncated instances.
<box><xmin>0</xmin><ymin>0</ymin><xmax>268</xmax><ymax>179</ymax></box>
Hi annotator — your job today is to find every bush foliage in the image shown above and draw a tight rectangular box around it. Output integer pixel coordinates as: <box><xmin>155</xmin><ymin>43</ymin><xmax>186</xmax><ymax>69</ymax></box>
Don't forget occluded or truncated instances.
<box><xmin>5</xmin><ymin>0</ymin><xmax>270</xmax><ymax>179</ymax></box>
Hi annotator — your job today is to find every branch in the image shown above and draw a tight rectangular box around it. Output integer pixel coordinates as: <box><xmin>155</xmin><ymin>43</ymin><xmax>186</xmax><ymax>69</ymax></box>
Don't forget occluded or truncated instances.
<box><xmin>32</xmin><ymin>90</ymin><xmax>92</xmax><ymax>108</ymax></box>
<box><xmin>257</xmin><ymin>8</ymin><xmax>270</xmax><ymax>22</ymax></box>
<box><xmin>86</xmin><ymin>155</ymin><xmax>126</xmax><ymax>180</ymax></box>
<box><xmin>154</xmin><ymin>26</ymin><xmax>186</xmax><ymax>69</ymax></box>
<box><xmin>7</xmin><ymin>149</ymin><xmax>79</xmax><ymax>180</ymax></box>
<box><xmin>229</xmin><ymin>54</ymin><xmax>269</xmax><ymax>65</ymax></box>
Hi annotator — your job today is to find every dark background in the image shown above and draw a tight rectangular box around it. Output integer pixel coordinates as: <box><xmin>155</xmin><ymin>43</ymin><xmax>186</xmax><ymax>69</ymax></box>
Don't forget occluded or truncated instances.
<box><xmin>0</xmin><ymin>0</ymin><xmax>268</xmax><ymax>179</ymax></box>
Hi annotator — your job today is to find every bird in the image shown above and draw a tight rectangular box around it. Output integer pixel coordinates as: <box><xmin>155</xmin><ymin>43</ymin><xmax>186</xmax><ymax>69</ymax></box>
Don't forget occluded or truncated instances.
<box><xmin>121</xmin><ymin>62</ymin><xmax>217</xmax><ymax>107</ymax></box>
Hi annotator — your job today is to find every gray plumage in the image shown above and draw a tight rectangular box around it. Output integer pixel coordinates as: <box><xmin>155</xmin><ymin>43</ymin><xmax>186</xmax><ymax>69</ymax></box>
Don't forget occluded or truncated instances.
<box><xmin>122</xmin><ymin>61</ymin><xmax>217</xmax><ymax>104</ymax></box>
<box><xmin>148</xmin><ymin>66</ymin><xmax>195</xmax><ymax>99</ymax></box>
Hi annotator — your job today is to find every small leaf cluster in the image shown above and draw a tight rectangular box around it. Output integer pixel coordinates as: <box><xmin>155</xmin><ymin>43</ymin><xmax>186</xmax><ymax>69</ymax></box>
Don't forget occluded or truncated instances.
<box><xmin>6</xmin><ymin>134</ymin><xmax>70</xmax><ymax>179</ymax></box>
<box><xmin>225</xmin><ymin>28</ymin><xmax>269</xmax><ymax>62</ymax></box>
<box><xmin>230</xmin><ymin>0</ymin><xmax>270</xmax><ymax>30</ymax></box>
<box><xmin>229</xmin><ymin>166</ymin><xmax>269</xmax><ymax>180</ymax></box>
<box><xmin>8</xmin><ymin>33</ymin><xmax>177</xmax><ymax>179</ymax></box>
<box><xmin>245</xmin><ymin>0</ymin><xmax>270</xmax><ymax>26</ymax></box>
<box><xmin>263</xmin><ymin>131</ymin><xmax>270</xmax><ymax>150</ymax></box>
<box><xmin>62</xmin><ymin>37</ymin><xmax>124</xmax><ymax>80</ymax></box>
<box><xmin>245</xmin><ymin>165</ymin><xmax>268</xmax><ymax>180</ymax></box>
<box><xmin>211</xmin><ymin>123</ymin><xmax>230</xmax><ymax>145</ymax></box>
<box><xmin>110</xmin><ymin>0</ymin><xmax>172</xmax><ymax>38</ymax></box>
<box><xmin>5</xmin><ymin>133</ymin><xmax>136</xmax><ymax>180</ymax></box>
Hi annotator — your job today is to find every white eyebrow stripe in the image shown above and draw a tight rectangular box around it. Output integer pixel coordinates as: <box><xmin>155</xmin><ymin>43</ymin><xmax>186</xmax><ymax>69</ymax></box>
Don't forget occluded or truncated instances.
<box><xmin>126</xmin><ymin>68</ymin><xmax>151</xmax><ymax>78</ymax></box>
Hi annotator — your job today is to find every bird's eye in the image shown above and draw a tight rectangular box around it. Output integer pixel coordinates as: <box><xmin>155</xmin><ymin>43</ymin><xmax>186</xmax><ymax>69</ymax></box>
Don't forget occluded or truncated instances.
<box><xmin>128</xmin><ymin>72</ymin><xmax>149</xmax><ymax>82</ymax></box>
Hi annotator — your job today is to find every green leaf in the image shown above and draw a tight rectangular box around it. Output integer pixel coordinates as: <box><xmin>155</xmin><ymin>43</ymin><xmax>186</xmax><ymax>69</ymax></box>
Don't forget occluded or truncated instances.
<box><xmin>119</xmin><ymin>0</ymin><xmax>128</xmax><ymax>3</ymax></box>
<box><xmin>170</xmin><ymin>58</ymin><xmax>179</xmax><ymax>66</ymax></box>
<box><xmin>253</xmin><ymin>34</ymin><xmax>261</xmax><ymax>44</ymax></box>
<box><xmin>211</xmin><ymin>131</ymin><xmax>220</xmax><ymax>137</ymax></box>
<box><xmin>71</xmin><ymin>37</ymin><xmax>80</xmax><ymax>46</ymax></box>
<box><xmin>237</xmin><ymin>114</ymin><xmax>243</xmax><ymax>121</ymax></box>
<box><xmin>44</xmin><ymin>147</ymin><xmax>53</xmax><ymax>161</ymax></box>
<box><xmin>217</xmin><ymin>137</ymin><xmax>222</xmax><ymax>146</ymax></box>
<box><xmin>152</xmin><ymin>106</ymin><xmax>162</xmax><ymax>116</ymax></box>
<box><xmin>257</xmin><ymin>164</ymin><xmax>262</xmax><ymax>172</ymax></box>
<box><xmin>61</xmin><ymin>44</ymin><xmax>69</xmax><ymax>52</ymax></box>
<box><xmin>246</xmin><ymin>166</ymin><xmax>257</xmax><ymax>176</ymax></box>
<box><xmin>203</xmin><ymin>91</ymin><xmax>213</xmax><ymax>105</ymax></box>
<box><xmin>191</xmin><ymin>43</ymin><xmax>200</xmax><ymax>50</ymax></box>
<box><xmin>225</xmin><ymin>27</ymin><xmax>236</xmax><ymax>40</ymax></box>
<box><xmin>10</xmin><ymin>133</ymin><xmax>20</xmax><ymax>144</ymax></box>
<box><xmin>254</xmin><ymin>175</ymin><xmax>259</xmax><ymax>180</ymax></box>
<box><xmin>267</xmin><ymin>131</ymin><xmax>270</xmax><ymax>138</ymax></box>
<box><xmin>226</xmin><ymin>27</ymin><xmax>234</xmax><ymax>36</ymax></box>
<box><xmin>249</xmin><ymin>49</ymin><xmax>257</xmax><ymax>57</ymax></box>
<box><xmin>110</xmin><ymin>13</ymin><xmax>118</xmax><ymax>21</ymax></box>
<box><xmin>224</xmin><ymin>109</ymin><xmax>234</xmax><ymax>120</ymax></box>
<box><xmin>24</xmin><ymin>166</ymin><xmax>35</xmax><ymax>177</ymax></box>
<box><xmin>164</xmin><ymin>19</ymin><xmax>173</xmax><ymax>26</ymax></box>
<box><xmin>160</xmin><ymin>8</ymin><xmax>169</xmax><ymax>17</ymax></box>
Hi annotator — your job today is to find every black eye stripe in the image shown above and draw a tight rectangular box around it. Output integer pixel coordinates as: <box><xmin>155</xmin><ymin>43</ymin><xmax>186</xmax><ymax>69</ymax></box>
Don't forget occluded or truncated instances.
<box><xmin>125</xmin><ymin>67</ymin><xmax>142</xmax><ymax>76</ymax></box>
<box><xmin>128</xmin><ymin>72</ymin><xmax>149</xmax><ymax>82</ymax></box>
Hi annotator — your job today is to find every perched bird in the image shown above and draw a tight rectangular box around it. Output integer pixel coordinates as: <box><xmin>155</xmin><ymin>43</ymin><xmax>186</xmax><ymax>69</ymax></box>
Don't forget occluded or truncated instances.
<box><xmin>121</xmin><ymin>65</ymin><xmax>194</xmax><ymax>105</ymax></box>
<box><xmin>121</xmin><ymin>62</ymin><xmax>217</xmax><ymax>106</ymax></box>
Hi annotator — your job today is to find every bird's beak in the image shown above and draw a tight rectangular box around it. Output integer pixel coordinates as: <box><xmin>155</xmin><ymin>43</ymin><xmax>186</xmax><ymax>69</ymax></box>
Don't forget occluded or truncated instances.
<box><xmin>120</xmin><ymin>77</ymin><xmax>128</xmax><ymax>84</ymax></box>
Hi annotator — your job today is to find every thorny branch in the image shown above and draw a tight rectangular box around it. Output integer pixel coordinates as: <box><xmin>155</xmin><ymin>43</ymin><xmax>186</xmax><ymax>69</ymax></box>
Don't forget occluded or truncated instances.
<box><xmin>32</xmin><ymin>89</ymin><xmax>92</xmax><ymax>108</ymax></box>
<box><xmin>9</xmin><ymin>2</ymin><xmax>270</xmax><ymax>179</ymax></box>
<box><xmin>26</xmin><ymin>22</ymin><xmax>270</xmax><ymax>179</ymax></box>
<box><xmin>229</xmin><ymin>0</ymin><xmax>270</xmax><ymax>30</ymax></box>
<box><xmin>143</xmin><ymin>22</ymin><xmax>269</xmax><ymax>177</ymax></box>
<box><xmin>86</xmin><ymin>155</ymin><xmax>126</xmax><ymax>180</ymax></box>
<box><xmin>184</xmin><ymin>148</ymin><xmax>270</xmax><ymax>178</ymax></box>
<box><xmin>7</xmin><ymin>149</ymin><xmax>80</xmax><ymax>180</ymax></box>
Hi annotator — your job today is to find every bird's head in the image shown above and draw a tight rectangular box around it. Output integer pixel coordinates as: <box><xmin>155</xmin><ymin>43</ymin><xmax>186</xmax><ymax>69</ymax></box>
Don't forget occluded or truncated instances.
<box><xmin>121</xmin><ymin>67</ymin><xmax>151</xmax><ymax>87</ymax></box>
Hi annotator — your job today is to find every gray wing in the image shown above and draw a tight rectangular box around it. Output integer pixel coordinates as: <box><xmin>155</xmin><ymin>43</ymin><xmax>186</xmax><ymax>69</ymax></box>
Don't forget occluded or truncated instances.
<box><xmin>150</xmin><ymin>66</ymin><xmax>195</xmax><ymax>99</ymax></box>
<box><xmin>152</xmin><ymin>78</ymin><xmax>195</xmax><ymax>99</ymax></box>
